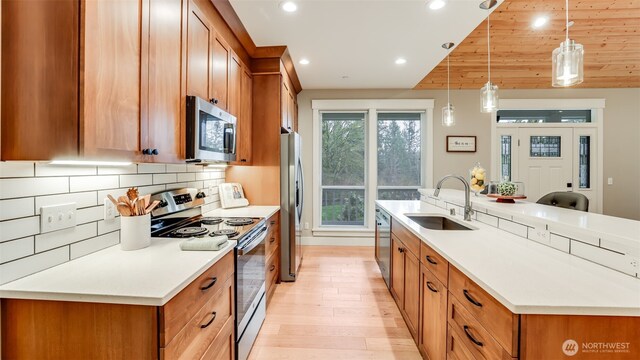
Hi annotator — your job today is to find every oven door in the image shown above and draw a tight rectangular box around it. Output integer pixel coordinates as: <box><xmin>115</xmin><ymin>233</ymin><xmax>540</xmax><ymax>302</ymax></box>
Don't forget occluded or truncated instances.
<box><xmin>235</xmin><ymin>225</ymin><xmax>267</xmax><ymax>339</ymax></box>
<box><xmin>186</xmin><ymin>96</ymin><xmax>237</xmax><ymax>162</ymax></box>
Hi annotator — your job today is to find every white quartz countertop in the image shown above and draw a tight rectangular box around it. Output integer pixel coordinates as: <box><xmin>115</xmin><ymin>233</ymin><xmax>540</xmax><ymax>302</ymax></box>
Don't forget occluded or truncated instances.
<box><xmin>203</xmin><ymin>205</ymin><xmax>280</xmax><ymax>219</ymax></box>
<box><xmin>0</xmin><ymin>238</ymin><xmax>237</xmax><ymax>306</ymax></box>
<box><xmin>376</xmin><ymin>200</ymin><xmax>640</xmax><ymax>316</ymax></box>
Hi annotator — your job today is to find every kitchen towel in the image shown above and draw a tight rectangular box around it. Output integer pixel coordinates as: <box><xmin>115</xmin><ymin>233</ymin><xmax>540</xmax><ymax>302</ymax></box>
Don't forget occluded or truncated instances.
<box><xmin>180</xmin><ymin>235</ymin><xmax>229</xmax><ymax>251</ymax></box>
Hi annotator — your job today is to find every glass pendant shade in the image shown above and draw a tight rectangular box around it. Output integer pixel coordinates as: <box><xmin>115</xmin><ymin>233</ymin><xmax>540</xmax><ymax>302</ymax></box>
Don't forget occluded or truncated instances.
<box><xmin>480</xmin><ymin>81</ymin><xmax>498</xmax><ymax>113</ymax></box>
<box><xmin>552</xmin><ymin>39</ymin><xmax>584</xmax><ymax>87</ymax></box>
<box><xmin>442</xmin><ymin>103</ymin><xmax>455</xmax><ymax>127</ymax></box>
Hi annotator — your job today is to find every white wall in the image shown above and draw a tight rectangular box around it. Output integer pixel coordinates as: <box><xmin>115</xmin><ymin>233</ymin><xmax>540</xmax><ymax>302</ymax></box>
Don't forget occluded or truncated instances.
<box><xmin>297</xmin><ymin>88</ymin><xmax>640</xmax><ymax>240</ymax></box>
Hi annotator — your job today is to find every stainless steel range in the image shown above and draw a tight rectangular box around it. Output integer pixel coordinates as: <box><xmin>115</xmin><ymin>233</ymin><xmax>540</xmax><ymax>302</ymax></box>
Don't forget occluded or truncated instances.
<box><xmin>149</xmin><ymin>188</ymin><xmax>267</xmax><ymax>360</ymax></box>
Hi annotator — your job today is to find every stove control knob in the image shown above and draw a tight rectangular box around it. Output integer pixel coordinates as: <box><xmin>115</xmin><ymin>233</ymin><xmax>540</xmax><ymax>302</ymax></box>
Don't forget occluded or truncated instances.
<box><xmin>195</xmin><ymin>192</ymin><xmax>206</xmax><ymax>199</ymax></box>
<box><xmin>158</xmin><ymin>199</ymin><xmax>169</xmax><ymax>208</ymax></box>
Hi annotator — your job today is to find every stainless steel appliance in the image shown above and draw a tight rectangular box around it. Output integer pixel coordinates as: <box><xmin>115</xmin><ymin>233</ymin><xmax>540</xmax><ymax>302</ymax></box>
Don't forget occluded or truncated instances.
<box><xmin>280</xmin><ymin>132</ymin><xmax>304</xmax><ymax>281</ymax></box>
<box><xmin>149</xmin><ymin>188</ymin><xmax>267</xmax><ymax>360</ymax></box>
<box><xmin>186</xmin><ymin>95</ymin><xmax>237</xmax><ymax>163</ymax></box>
<box><xmin>375</xmin><ymin>206</ymin><xmax>391</xmax><ymax>288</ymax></box>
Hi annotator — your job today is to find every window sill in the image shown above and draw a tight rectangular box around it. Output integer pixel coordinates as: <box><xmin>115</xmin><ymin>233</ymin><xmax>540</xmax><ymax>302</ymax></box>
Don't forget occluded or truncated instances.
<box><xmin>312</xmin><ymin>227</ymin><xmax>375</xmax><ymax>238</ymax></box>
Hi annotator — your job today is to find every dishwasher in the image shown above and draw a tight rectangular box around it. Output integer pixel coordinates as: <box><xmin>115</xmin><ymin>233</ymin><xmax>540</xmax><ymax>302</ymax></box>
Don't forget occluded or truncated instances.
<box><xmin>375</xmin><ymin>206</ymin><xmax>391</xmax><ymax>289</ymax></box>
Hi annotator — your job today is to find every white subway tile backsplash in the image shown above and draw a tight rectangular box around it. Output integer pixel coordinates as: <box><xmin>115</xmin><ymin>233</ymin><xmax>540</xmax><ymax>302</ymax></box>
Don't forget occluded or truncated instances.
<box><xmin>0</xmin><ymin>161</ymin><xmax>225</xmax><ymax>285</ymax></box>
<box><xmin>98</xmin><ymin>218</ymin><xmax>120</xmax><ymax>235</ymax></box>
<box><xmin>35</xmin><ymin>163</ymin><xmax>96</xmax><ymax>177</ymax></box>
<box><xmin>0</xmin><ymin>162</ymin><xmax>34</xmax><ymax>178</ymax></box>
<box><xmin>0</xmin><ymin>177</ymin><xmax>68</xmax><ymax>199</ymax></box>
<box><xmin>0</xmin><ymin>246</ymin><xmax>69</xmax><ymax>284</ymax></box>
<box><xmin>476</xmin><ymin>212</ymin><xmax>499</xmax><ymax>227</ymax></box>
<box><xmin>120</xmin><ymin>174</ymin><xmax>153</xmax><ymax>188</ymax></box>
<box><xmin>166</xmin><ymin>164</ymin><xmax>187</xmax><ymax>173</ymax></box>
<box><xmin>36</xmin><ymin>191</ymin><xmax>97</xmax><ymax>214</ymax></box>
<box><xmin>70</xmin><ymin>176</ymin><xmax>119</xmax><ymax>192</ymax></box>
<box><xmin>600</xmin><ymin>236</ymin><xmax>640</xmax><ymax>258</ymax></box>
<box><xmin>138</xmin><ymin>163</ymin><xmax>166</xmax><ymax>173</ymax></box>
<box><xmin>166</xmin><ymin>182</ymin><xmax>188</xmax><ymax>190</ymax></box>
<box><xmin>0</xmin><ymin>217</ymin><xmax>40</xmax><ymax>242</ymax></box>
<box><xmin>177</xmin><ymin>172</ymin><xmax>196</xmax><ymax>182</ymax></box>
<box><xmin>97</xmin><ymin>164</ymin><xmax>138</xmax><ymax>175</ymax></box>
<box><xmin>570</xmin><ymin>240</ymin><xmax>637</xmax><ymax>276</ymax></box>
<box><xmin>0</xmin><ymin>198</ymin><xmax>35</xmax><ymax>221</ymax></box>
<box><xmin>498</xmin><ymin>219</ymin><xmax>528</xmax><ymax>238</ymax></box>
<box><xmin>76</xmin><ymin>206</ymin><xmax>105</xmax><ymax>224</ymax></box>
<box><xmin>35</xmin><ymin>223</ymin><xmax>97</xmax><ymax>253</ymax></box>
<box><xmin>153</xmin><ymin>173</ymin><xmax>178</xmax><ymax>184</ymax></box>
<box><xmin>0</xmin><ymin>237</ymin><xmax>34</xmax><ymax>263</ymax></box>
<box><xmin>70</xmin><ymin>231</ymin><xmax>119</xmax><ymax>259</ymax></box>
<box><xmin>549</xmin><ymin>233</ymin><xmax>571</xmax><ymax>253</ymax></box>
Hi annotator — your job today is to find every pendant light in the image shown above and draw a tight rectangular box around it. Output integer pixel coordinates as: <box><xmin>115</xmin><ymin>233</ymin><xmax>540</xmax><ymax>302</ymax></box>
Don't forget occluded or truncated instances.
<box><xmin>552</xmin><ymin>0</ymin><xmax>584</xmax><ymax>87</ymax></box>
<box><xmin>480</xmin><ymin>1</ymin><xmax>498</xmax><ymax>113</ymax></box>
<box><xmin>442</xmin><ymin>42</ymin><xmax>455</xmax><ymax>127</ymax></box>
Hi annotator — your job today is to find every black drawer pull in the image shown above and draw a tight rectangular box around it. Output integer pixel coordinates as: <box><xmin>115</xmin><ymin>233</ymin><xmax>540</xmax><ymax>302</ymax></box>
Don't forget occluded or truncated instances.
<box><xmin>270</xmin><ymin>220</ymin><xmax>276</xmax><ymax>225</ymax></box>
<box><xmin>463</xmin><ymin>289</ymin><xmax>482</xmax><ymax>307</ymax></box>
<box><xmin>426</xmin><ymin>255</ymin><xmax>438</xmax><ymax>265</ymax></box>
<box><xmin>269</xmin><ymin>264</ymin><xmax>276</xmax><ymax>272</ymax></box>
<box><xmin>200</xmin><ymin>311</ymin><xmax>217</xmax><ymax>328</ymax></box>
<box><xmin>200</xmin><ymin>277</ymin><xmax>217</xmax><ymax>291</ymax></box>
<box><xmin>270</xmin><ymin>237</ymin><xmax>276</xmax><ymax>243</ymax></box>
<box><xmin>463</xmin><ymin>325</ymin><xmax>483</xmax><ymax>347</ymax></box>
<box><xmin>398</xmin><ymin>247</ymin><xmax>404</xmax><ymax>253</ymax></box>
<box><xmin>426</xmin><ymin>281</ymin><xmax>438</xmax><ymax>293</ymax></box>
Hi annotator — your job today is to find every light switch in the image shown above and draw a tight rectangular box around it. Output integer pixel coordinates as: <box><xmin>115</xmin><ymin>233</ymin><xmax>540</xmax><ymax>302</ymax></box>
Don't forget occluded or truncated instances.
<box><xmin>41</xmin><ymin>203</ymin><xmax>77</xmax><ymax>233</ymax></box>
<box><xmin>607</xmin><ymin>177</ymin><xmax>613</xmax><ymax>185</ymax></box>
<box><xmin>104</xmin><ymin>198</ymin><xmax>116</xmax><ymax>220</ymax></box>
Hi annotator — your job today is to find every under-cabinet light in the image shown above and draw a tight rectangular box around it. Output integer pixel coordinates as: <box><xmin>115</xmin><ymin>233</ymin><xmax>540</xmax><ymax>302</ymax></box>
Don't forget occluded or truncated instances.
<box><xmin>50</xmin><ymin>160</ymin><xmax>133</xmax><ymax>166</ymax></box>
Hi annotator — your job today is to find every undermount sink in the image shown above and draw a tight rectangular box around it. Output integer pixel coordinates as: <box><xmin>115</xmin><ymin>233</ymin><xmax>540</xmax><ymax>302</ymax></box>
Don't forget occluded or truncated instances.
<box><xmin>405</xmin><ymin>214</ymin><xmax>476</xmax><ymax>231</ymax></box>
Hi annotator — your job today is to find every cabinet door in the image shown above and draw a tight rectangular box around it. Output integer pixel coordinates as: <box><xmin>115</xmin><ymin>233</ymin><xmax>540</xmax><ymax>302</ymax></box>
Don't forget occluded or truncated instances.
<box><xmin>419</xmin><ymin>265</ymin><xmax>447</xmax><ymax>360</ymax></box>
<box><xmin>390</xmin><ymin>236</ymin><xmax>405</xmax><ymax>307</ymax></box>
<box><xmin>211</xmin><ymin>34</ymin><xmax>229</xmax><ymax>109</ymax></box>
<box><xmin>287</xmin><ymin>90</ymin><xmax>295</xmax><ymax>132</ymax></box>
<box><xmin>146</xmin><ymin>0</ymin><xmax>183</xmax><ymax>162</ymax></box>
<box><xmin>82</xmin><ymin>0</ymin><xmax>142</xmax><ymax>158</ymax></box>
<box><xmin>186</xmin><ymin>0</ymin><xmax>211</xmax><ymax>100</ymax></box>
<box><xmin>227</xmin><ymin>52</ymin><xmax>241</xmax><ymax>117</ymax></box>
<box><xmin>404</xmin><ymin>250</ymin><xmax>420</xmax><ymax>340</ymax></box>
<box><xmin>231</xmin><ymin>67</ymin><xmax>252</xmax><ymax>165</ymax></box>
<box><xmin>281</xmin><ymin>80</ymin><xmax>290</xmax><ymax>131</ymax></box>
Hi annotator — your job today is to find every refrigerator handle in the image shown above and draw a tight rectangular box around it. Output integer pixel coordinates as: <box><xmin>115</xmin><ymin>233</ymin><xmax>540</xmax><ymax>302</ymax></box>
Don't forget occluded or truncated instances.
<box><xmin>297</xmin><ymin>157</ymin><xmax>304</xmax><ymax>221</ymax></box>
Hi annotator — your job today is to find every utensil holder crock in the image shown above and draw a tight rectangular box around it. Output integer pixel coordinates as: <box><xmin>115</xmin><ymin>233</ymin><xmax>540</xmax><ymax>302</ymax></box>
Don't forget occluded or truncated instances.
<box><xmin>120</xmin><ymin>214</ymin><xmax>151</xmax><ymax>251</ymax></box>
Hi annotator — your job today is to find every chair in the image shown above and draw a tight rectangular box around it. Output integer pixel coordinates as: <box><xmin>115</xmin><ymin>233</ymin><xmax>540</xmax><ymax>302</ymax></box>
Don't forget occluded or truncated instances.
<box><xmin>536</xmin><ymin>192</ymin><xmax>589</xmax><ymax>212</ymax></box>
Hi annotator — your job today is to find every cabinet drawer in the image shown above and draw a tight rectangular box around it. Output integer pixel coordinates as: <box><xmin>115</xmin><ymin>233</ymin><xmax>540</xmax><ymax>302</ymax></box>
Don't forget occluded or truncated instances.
<box><xmin>449</xmin><ymin>266</ymin><xmax>519</xmax><ymax>356</ymax></box>
<box><xmin>391</xmin><ymin>219</ymin><xmax>420</xmax><ymax>256</ymax></box>
<box><xmin>447</xmin><ymin>324</ymin><xmax>477</xmax><ymax>360</ymax></box>
<box><xmin>266</xmin><ymin>247</ymin><xmax>280</xmax><ymax>288</ymax></box>
<box><xmin>161</xmin><ymin>276</ymin><xmax>234</xmax><ymax>359</ymax></box>
<box><xmin>201</xmin><ymin>315</ymin><xmax>235</xmax><ymax>360</ymax></box>
<box><xmin>160</xmin><ymin>250</ymin><xmax>234</xmax><ymax>346</ymax></box>
<box><xmin>265</xmin><ymin>213</ymin><xmax>280</xmax><ymax>259</ymax></box>
<box><xmin>420</xmin><ymin>241</ymin><xmax>449</xmax><ymax>286</ymax></box>
<box><xmin>449</xmin><ymin>295</ymin><xmax>514</xmax><ymax>360</ymax></box>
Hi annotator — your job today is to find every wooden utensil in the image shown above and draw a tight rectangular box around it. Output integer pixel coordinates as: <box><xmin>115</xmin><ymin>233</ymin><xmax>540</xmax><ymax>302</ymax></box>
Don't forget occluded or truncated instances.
<box><xmin>126</xmin><ymin>187</ymin><xmax>139</xmax><ymax>201</ymax></box>
<box><xmin>107</xmin><ymin>194</ymin><xmax>119</xmax><ymax>207</ymax></box>
<box><xmin>142</xmin><ymin>194</ymin><xmax>151</xmax><ymax>210</ymax></box>
<box><xmin>117</xmin><ymin>203</ymin><xmax>132</xmax><ymax>216</ymax></box>
<box><xmin>145</xmin><ymin>200</ymin><xmax>160</xmax><ymax>214</ymax></box>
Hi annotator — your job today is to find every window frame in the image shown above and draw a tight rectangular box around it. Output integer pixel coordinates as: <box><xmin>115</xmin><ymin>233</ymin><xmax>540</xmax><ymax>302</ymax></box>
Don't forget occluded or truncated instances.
<box><xmin>312</xmin><ymin>100</ymin><xmax>434</xmax><ymax>236</ymax></box>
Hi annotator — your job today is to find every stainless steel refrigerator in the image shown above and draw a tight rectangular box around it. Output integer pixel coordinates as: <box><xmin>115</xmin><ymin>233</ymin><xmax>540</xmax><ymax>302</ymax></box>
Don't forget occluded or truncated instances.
<box><xmin>280</xmin><ymin>132</ymin><xmax>304</xmax><ymax>281</ymax></box>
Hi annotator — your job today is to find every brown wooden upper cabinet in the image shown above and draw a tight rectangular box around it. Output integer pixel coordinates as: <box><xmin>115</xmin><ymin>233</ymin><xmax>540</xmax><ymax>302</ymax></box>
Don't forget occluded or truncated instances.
<box><xmin>1</xmin><ymin>0</ymin><xmax>183</xmax><ymax>162</ymax></box>
<box><xmin>280</xmin><ymin>70</ymin><xmax>298</xmax><ymax>133</ymax></box>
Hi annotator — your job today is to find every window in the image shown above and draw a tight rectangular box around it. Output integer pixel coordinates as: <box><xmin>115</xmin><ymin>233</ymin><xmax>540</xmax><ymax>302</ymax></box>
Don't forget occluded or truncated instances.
<box><xmin>320</xmin><ymin>112</ymin><xmax>366</xmax><ymax>226</ymax></box>
<box><xmin>500</xmin><ymin>135</ymin><xmax>512</xmax><ymax>181</ymax></box>
<box><xmin>579</xmin><ymin>136</ymin><xmax>591</xmax><ymax>188</ymax></box>
<box><xmin>377</xmin><ymin>113</ymin><xmax>422</xmax><ymax>200</ymax></box>
<box><xmin>497</xmin><ymin>109</ymin><xmax>591</xmax><ymax>123</ymax></box>
<box><xmin>530</xmin><ymin>136</ymin><xmax>561</xmax><ymax>157</ymax></box>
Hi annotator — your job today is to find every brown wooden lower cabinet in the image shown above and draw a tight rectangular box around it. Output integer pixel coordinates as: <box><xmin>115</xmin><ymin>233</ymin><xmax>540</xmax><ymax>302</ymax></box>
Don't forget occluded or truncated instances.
<box><xmin>265</xmin><ymin>211</ymin><xmax>281</xmax><ymax>307</ymax></box>
<box><xmin>389</xmin><ymin>216</ymin><xmax>640</xmax><ymax>360</ymax></box>
<box><xmin>1</xmin><ymin>251</ymin><xmax>235</xmax><ymax>359</ymax></box>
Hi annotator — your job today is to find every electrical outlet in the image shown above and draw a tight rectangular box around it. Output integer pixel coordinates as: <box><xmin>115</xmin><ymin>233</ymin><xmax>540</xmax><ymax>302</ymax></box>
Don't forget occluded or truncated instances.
<box><xmin>304</xmin><ymin>222</ymin><xmax>310</xmax><ymax>230</ymax></box>
<box><xmin>533</xmin><ymin>225</ymin><xmax>550</xmax><ymax>244</ymax></box>
<box><xmin>104</xmin><ymin>198</ymin><xmax>116</xmax><ymax>220</ymax></box>
<box><xmin>607</xmin><ymin>177</ymin><xmax>614</xmax><ymax>185</ymax></box>
<box><xmin>41</xmin><ymin>203</ymin><xmax>77</xmax><ymax>233</ymax></box>
<box><xmin>208</xmin><ymin>184</ymin><xmax>216</xmax><ymax>196</ymax></box>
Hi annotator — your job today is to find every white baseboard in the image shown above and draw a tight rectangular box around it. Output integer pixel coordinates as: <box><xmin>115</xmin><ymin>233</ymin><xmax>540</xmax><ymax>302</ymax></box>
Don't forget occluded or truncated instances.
<box><xmin>302</xmin><ymin>236</ymin><xmax>374</xmax><ymax>246</ymax></box>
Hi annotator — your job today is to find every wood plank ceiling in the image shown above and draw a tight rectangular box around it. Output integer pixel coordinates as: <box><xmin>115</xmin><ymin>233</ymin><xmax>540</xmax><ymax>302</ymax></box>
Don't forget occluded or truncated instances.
<box><xmin>415</xmin><ymin>0</ymin><xmax>640</xmax><ymax>89</ymax></box>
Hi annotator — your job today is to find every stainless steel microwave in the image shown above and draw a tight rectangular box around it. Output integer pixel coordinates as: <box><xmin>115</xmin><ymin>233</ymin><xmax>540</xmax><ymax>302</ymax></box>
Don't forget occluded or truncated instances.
<box><xmin>186</xmin><ymin>95</ymin><xmax>237</xmax><ymax>163</ymax></box>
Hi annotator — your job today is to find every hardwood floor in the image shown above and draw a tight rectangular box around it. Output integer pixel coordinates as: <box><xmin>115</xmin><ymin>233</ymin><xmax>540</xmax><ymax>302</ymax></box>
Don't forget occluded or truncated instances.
<box><xmin>248</xmin><ymin>246</ymin><xmax>422</xmax><ymax>360</ymax></box>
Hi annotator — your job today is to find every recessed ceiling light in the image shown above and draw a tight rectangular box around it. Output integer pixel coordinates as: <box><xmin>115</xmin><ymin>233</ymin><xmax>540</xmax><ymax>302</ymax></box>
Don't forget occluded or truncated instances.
<box><xmin>395</xmin><ymin>58</ymin><xmax>407</xmax><ymax>65</ymax></box>
<box><xmin>533</xmin><ymin>16</ymin><xmax>549</xmax><ymax>28</ymax></box>
<box><xmin>280</xmin><ymin>1</ymin><xmax>297</xmax><ymax>12</ymax></box>
<box><xmin>299</xmin><ymin>58</ymin><xmax>310</xmax><ymax>65</ymax></box>
<box><xmin>427</xmin><ymin>0</ymin><xmax>446</xmax><ymax>10</ymax></box>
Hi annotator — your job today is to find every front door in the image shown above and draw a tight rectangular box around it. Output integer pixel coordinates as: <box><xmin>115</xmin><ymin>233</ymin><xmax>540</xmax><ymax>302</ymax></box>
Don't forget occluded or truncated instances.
<box><xmin>518</xmin><ymin>128</ymin><xmax>574</xmax><ymax>203</ymax></box>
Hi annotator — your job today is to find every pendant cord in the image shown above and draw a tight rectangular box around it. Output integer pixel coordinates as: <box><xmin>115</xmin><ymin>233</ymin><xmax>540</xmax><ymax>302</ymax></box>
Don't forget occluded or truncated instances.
<box><xmin>447</xmin><ymin>52</ymin><xmax>450</xmax><ymax>106</ymax></box>
<box><xmin>565</xmin><ymin>0</ymin><xmax>569</xmax><ymax>41</ymax></box>
<box><xmin>487</xmin><ymin>15</ymin><xmax>491</xmax><ymax>82</ymax></box>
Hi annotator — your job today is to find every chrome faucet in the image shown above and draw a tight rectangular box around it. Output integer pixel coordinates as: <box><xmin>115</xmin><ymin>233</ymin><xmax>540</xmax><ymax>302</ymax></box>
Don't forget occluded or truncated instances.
<box><xmin>434</xmin><ymin>175</ymin><xmax>474</xmax><ymax>221</ymax></box>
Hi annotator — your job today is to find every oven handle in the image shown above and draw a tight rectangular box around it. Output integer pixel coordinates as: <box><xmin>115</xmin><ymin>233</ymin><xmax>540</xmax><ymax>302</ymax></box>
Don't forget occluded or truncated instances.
<box><xmin>237</xmin><ymin>226</ymin><xmax>268</xmax><ymax>255</ymax></box>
